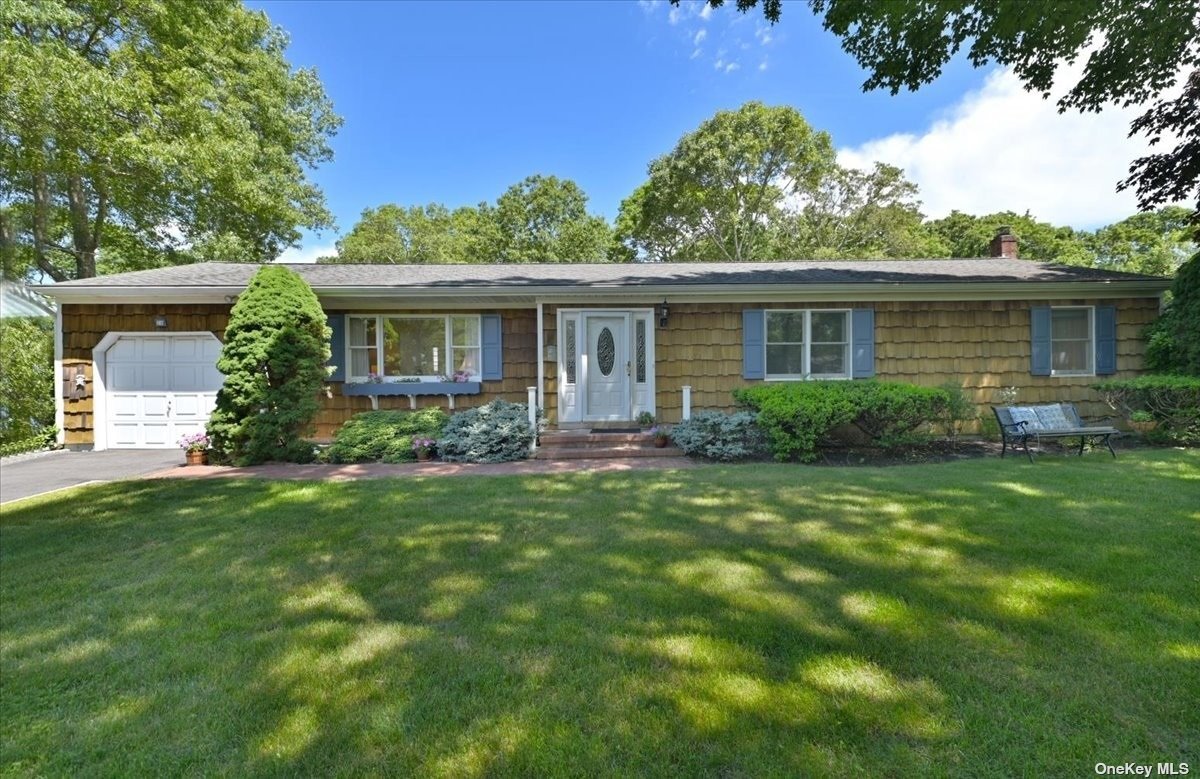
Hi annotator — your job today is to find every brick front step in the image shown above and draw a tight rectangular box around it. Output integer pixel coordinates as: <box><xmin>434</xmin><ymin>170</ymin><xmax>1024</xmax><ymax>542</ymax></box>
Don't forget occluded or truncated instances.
<box><xmin>533</xmin><ymin>445</ymin><xmax>685</xmax><ymax>460</ymax></box>
<box><xmin>539</xmin><ymin>431</ymin><xmax>651</xmax><ymax>446</ymax></box>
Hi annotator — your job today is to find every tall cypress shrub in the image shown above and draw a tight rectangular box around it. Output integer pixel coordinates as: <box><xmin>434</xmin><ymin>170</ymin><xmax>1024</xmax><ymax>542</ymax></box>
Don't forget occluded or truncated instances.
<box><xmin>207</xmin><ymin>266</ymin><xmax>330</xmax><ymax>464</ymax></box>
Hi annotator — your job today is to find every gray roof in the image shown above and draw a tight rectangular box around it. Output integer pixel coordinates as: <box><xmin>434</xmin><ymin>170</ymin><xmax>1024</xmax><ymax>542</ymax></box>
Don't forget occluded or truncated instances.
<box><xmin>37</xmin><ymin>259</ymin><xmax>1171</xmax><ymax>291</ymax></box>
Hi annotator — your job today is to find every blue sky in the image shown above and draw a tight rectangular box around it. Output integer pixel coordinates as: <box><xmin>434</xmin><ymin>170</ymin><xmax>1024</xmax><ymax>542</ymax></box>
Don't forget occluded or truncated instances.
<box><xmin>252</xmin><ymin>0</ymin><xmax>1158</xmax><ymax>260</ymax></box>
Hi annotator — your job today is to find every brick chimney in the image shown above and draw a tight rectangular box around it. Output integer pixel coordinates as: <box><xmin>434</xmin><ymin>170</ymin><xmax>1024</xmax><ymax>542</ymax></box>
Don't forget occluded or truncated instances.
<box><xmin>989</xmin><ymin>226</ymin><xmax>1018</xmax><ymax>259</ymax></box>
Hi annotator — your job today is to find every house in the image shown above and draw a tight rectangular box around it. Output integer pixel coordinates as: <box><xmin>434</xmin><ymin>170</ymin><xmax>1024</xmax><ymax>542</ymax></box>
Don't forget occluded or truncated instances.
<box><xmin>37</xmin><ymin>232</ymin><xmax>1171</xmax><ymax>450</ymax></box>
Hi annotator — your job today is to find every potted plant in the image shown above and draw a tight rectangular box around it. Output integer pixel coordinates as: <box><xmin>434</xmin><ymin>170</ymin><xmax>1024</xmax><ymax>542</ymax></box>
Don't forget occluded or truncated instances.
<box><xmin>636</xmin><ymin>411</ymin><xmax>656</xmax><ymax>429</ymax></box>
<box><xmin>179</xmin><ymin>432</ymin><xmax>210</xmax><ymax>465</ymax></box>
<box><xmin>412</xmin><ymin>437</ymin><xmax>436</xmax><ymax>462</ymax></box>
<box><xmin>648</xmin><ymin>425</ymin><xmax>670</xmax><ymax>448</ymax></box>
<box><xmin>1128</xmin><ymin>410</ymin><xmax>1158</xmax><ymax>433</ymax></box>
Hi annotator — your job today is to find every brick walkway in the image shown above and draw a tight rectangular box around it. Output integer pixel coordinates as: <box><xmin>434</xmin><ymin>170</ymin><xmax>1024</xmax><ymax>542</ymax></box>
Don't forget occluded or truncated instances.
<box><xmin>148</xmin><ymin>456</ymin><xmax>698</xmax><ymax>482</ymax></box>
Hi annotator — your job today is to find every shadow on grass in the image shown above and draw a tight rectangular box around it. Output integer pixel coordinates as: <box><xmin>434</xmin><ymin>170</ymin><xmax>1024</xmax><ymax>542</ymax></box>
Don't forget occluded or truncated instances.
<box><xmin>1</xmin><ymin>450</ymin><xmax>1197</xmax><ymax>776</ymax></box>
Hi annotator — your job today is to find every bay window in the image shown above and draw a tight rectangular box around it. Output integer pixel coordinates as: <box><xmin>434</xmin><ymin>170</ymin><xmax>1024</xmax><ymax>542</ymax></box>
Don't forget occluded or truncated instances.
<box><xmin>347</xmin><ymin>315</ymin><xmax>482</xmax><ymax>381</ymax></box>
<box><xmin>765</xmin><ymin>309</ymin><xmax>851</xmax><ymax>379</ymax></box>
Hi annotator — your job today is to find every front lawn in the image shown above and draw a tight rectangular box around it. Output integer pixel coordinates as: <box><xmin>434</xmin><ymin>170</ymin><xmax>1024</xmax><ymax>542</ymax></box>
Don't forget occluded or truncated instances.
<box><xmin>2</xmin><ymin>451</ymin><xmax>1197</xmax><ymax>776</ymax></box>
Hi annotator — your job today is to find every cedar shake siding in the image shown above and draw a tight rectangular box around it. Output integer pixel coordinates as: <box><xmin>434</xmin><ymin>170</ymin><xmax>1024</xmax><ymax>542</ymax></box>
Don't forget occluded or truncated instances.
<box><xmin>60</xmin><ymin>304</ymin><xmax>537</xmax><ymax>445</ymax></box>
<box><xmin>542</xmin><ymin>298</ymin><xmax>1155</xmax><ymax>425</ymax></box>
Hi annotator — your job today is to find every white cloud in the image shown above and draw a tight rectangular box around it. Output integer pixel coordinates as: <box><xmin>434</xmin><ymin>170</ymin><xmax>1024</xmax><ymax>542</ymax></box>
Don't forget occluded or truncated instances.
<box><xmin>758</xmin><ymin>58</ymin><xmax>768</xmax><ymax>72</ymax></box>
<box><xmin>690</xmin><ymin>47</ymin><xmax>702</xmax><ymax>60</ymax></box>
<box><xmin>699</xmin><ymin>3</ymin><xmax>712</xmax><ymax>20</ymax></box>
<box><xmin>275</xmin><ymin>243</ymin><xmax>336</xmax><ymax>264</ymax></box>
<box><xmin>667</xmin><ymin>5</ymin><xmax>682</xmax><ymax>24</ymax></box>
<box><xmin>725</xmin><ymin>62</ymin><xmax>740</xmax><ymax>73</ymax></box>
<box><xmin>693</xmin><ymin>29</ymin><xmax>707</xmax><ymax>45</ymax></box>
<box><xmin>838</xmin><ymin>65</ymin><xmax>1181</xmax><ymax>229</ymax></box>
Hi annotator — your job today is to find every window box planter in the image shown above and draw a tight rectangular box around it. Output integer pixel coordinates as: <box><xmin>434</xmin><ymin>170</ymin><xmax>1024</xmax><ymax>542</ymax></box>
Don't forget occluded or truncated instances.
<box><xmin>342</xmin><ymin>381</ymin><xmax>482</xmax><ymax>410</ymax></box>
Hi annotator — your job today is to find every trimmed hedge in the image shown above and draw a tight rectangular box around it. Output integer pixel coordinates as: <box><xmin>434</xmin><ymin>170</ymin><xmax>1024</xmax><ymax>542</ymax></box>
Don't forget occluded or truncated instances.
<box><xmin>734</xmin><ymin>380</ymin><xmax>950</xmax><ymax>462</ymax></box>
<box><xmin>1093</xmin><ymin>375</ymin><xmax>1200</xmax><ymax>445</ymax></box>
<box><xmin>324</xmin><ymin>409</ymin><xmax>448</xmax><ymax>463</ymax></box>
<box><xmin>670</xmin><ymin>411</ymin><xmax>764</xmax><ymax>461</ymax></box>
<box><xmin>438</xmin><ymin>400</ymin><xmax>535</xmax><ymax>463</ymax></box>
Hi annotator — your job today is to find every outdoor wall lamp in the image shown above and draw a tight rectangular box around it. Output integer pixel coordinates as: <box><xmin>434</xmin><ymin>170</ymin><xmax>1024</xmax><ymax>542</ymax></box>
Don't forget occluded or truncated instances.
<box><xmin>659</xmin><ymin>300</ymin><xmax>669</xmax><ymax>328</ymax></box>
<box><xmin>153</xmin><ymin>316</ymin><xmax>168</xmax><ymax>330</ymax></box>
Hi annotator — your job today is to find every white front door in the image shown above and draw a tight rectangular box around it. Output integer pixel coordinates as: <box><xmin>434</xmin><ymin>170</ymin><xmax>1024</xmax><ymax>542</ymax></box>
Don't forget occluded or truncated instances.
<box><xmin>105</xmin><ymin>335</ymin><xmax>223</xmax><ymax>448</ymax></box>
<box><xmin>584</xmin><ymin>314</ymin><xmax>629</xmax><ymax>421</ymax></box>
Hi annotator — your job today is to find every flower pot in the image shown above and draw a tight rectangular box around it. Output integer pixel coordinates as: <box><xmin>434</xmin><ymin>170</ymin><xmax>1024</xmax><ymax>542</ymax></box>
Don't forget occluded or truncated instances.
<box><xmin>416</xmin><ymin>451</ymin><xmax>432</xmax><ymax>462</ymax></box>
<box><xmin>1129</xmin><ymin>419</ymin><xmax>1158</xmax><ymax>433</ymax></box>
<box><xmin>185</xmin><ymin>450</ymin><xmax>207</xmax><ymax>466</ymax></box>
<box><xmin>654</xmin><ymin>437</ymin><xmax>669</xmax><ymax>449</ymax></box>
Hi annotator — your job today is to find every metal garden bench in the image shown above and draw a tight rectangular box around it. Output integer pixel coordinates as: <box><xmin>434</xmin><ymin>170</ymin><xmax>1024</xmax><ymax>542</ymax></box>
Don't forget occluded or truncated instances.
<box><xmin>992</xmin><ymin>403</ymin><xmax>1119</xmax><ymax>462</ymax></box>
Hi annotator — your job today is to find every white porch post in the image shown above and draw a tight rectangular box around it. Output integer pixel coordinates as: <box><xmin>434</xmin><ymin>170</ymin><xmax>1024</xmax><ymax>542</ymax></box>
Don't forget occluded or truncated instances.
<box><xmin>527</xmin><ymin>386</ymin><xmax>538</xmax><ymax>453</ymax></box>
<box><xmin>54</xmin><ymin>305</ymin><xmax>64</xmax><ymax>446</ymax></box>
<box><xmin>535</xmin><ymin>301</ymin><xmax>545</xmax><ymax>411</ymax></box>
<box><xmin>682</xmin><ymin>385</ymin><xmax>692</xmax><ymax>421</ymax></box>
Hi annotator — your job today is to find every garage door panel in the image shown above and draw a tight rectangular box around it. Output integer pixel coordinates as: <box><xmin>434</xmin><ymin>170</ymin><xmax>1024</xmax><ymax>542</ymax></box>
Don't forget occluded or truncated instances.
<box><xmin>104</xmin><ymin>334</ymin><xmax>223</xmax><ymax>449</ymax></box>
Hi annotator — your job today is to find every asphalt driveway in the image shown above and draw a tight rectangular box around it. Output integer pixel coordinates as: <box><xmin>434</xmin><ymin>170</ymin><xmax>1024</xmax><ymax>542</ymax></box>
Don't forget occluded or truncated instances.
<box><xmin>0</xmin><ymin>450</ymin><xmax>184</xmax><ymax>505</ymax></box>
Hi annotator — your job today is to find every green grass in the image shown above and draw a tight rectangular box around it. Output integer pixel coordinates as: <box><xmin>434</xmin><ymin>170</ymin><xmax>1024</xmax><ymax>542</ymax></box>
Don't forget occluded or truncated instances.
<box><xmin>2</xmin><ymin>451</ymin><xmax>1198</xmax><ymax>777</ymax></box>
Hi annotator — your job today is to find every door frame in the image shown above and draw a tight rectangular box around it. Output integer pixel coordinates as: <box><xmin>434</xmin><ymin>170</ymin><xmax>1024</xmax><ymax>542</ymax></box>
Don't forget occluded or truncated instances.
<box><xmin>91</xmin><ymin>331</ymin><xmax>222</xmax><ymax>451</ymax></box>
<box><xmin>556</xmin><ymin>308</ymin><xmax>655</xmax><ymax>424</ymax></box>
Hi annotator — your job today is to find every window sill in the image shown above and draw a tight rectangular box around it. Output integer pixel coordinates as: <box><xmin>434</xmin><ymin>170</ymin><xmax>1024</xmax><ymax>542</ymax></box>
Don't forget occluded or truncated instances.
<box><xmin>342</xmin><ymin>381</ymin><xmax>482</xmax><ymax>396</ymax></box>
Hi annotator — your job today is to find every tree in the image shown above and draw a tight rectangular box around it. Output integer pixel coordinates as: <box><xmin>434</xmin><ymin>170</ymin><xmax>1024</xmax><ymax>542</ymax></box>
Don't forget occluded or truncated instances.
<box><xmin>926</xmin><ymin>211</ymin><xmax>1094</xmax><ymax>264</ymax></box>
<box><xmin>491</xmin><ymin>175</ymin><xmax>611</xmax><ymax>262</ymax></box>
<box><xmin>618</xmin><ymin>102</ymin><xmax>837</xmax><ymax>261</ymax></box>
<box><xmin>775</xmin><ymin>162</ymin><xmax>943</xmax><ymax>259</ymax></box>
<box><xmin>678</xmin><ymin>0</ymin><xmax>1200</xmax><ymax>223</ymax></box>
<box><xmin>207</xmin><ymin>266</ymin><xmax>330</xmax><ymax>465</ymax></box>
<box><xmin>323</xmin><ymin>203</ymin><xmax>495</xmax><ymax>264</ymax></box>
<box><xmin>322</xmin><ymin>175</ymin><xmax>612</xmax><ymax>264</ymax></box>
<box><xmin>0</xmin><ymin>315</ymin><xmax>54</xmax><ymax>443</ymax></box>
<box><xmin>1145</xmin><ymin>251</ymin><xmax>1200</xmax><ymax>375</ymax></box>
<box><xmin>1087</xmin><ymin>207</ymin><xmax>1196</xmax><ymax>276</ymax></box>
<box><xmin>0</xmin><ymin>0</ymin><xmax>341</xmax><ymax>281</ymax></box>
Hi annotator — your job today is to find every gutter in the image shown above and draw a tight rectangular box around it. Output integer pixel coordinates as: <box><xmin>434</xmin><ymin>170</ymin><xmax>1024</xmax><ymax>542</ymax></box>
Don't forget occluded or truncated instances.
<box><xmin>36</xmin><ymin>278</ymin><xmax>1173</xmax><ymax>305</ymax></box>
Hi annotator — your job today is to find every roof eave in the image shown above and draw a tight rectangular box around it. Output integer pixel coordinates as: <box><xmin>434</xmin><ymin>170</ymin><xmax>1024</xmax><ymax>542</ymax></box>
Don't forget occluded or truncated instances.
<box><xmin>36</xmin><ymin>278</ymin><xmax>1172</xmax><ymax>305</ymax></box>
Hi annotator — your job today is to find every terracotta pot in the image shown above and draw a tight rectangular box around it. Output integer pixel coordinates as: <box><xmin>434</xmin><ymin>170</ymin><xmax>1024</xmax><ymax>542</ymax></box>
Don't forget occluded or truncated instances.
<box><xmin>1129</xmin><ymin>419</ymin><xmax>1158</xmax><ymax>433</ymax></box>
<box><xmin>416</xmin><ymin>450</ymin><xmax>432</xmax><ymax>462</ymax></box>
<box><xmin>654</xmin><ymin>437</ymin><xmax>670</xmax><ymax>448</ymax></box>
<box><xmin>185</xmin><ymin>449</ymin><xmax>207</xmax><ymax>466</ymax></box>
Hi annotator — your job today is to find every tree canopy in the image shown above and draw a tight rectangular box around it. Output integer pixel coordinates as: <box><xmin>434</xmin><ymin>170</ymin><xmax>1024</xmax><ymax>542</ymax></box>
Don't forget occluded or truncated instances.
<box><xmin>321</xmin><ymin>175</ymin><xmax>612</xmax><ymax>264</ymax></box>
<box><xmin>677</xmin><ymin>0</ymin><xmax>1200</xmax><ymax>226</ymax></box>
<box><xmin>0</xmin><ymin>0</ymin><xmax>341</xmax><ymax>281</ymax></box>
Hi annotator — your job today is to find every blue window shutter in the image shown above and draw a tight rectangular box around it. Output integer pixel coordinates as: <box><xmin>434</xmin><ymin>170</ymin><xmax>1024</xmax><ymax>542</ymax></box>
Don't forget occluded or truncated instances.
<box><xmin>852</xmin><ymin>308</ymin><xmax>875</xmax><ymax>378</ymax></box>
<box><xmin>743</xmin><ymin>309</ymin><xmax>765</xmax><ymax>379</ymax></box>
<box><xmin>1095</xmin><ymin>305</ymin><xmax>1117</xmax><ymax>375</ymax></box>
<box><xmin>1030</xmin><ymin>307</ymin><xmax>1052</xmax><ymax>376</ymax></box>
<box><xmin>325</xmin><ymin>313</ymin><xmax>346</xmax><ymax>382</ymax></box>
<box><xmin>481</xmin><ymin>314</ymin><xmax>502</xmax><ymax>380</ymax></box>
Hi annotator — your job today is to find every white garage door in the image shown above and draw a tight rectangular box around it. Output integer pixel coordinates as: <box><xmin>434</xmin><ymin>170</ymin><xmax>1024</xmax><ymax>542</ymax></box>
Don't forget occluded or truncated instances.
<box><xmin>105</xmin><ymin>335</ymin><xmax>223</xmax><ymax>448</ymax></box>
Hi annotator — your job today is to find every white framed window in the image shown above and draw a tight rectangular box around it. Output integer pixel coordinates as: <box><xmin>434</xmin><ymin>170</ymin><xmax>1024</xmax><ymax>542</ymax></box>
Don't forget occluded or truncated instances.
<box><xmin>1050</xmin><ymin>306</ymin><xmax>1094</xmax><ymax>376</ymax></box>
<box><xmin>765</xmin><ymin>309</ymin><xmax>851</xmax><ymax>380</ymax></box>
<box><xmin>346</xmin><ymin>314</ymin><xmax>482</xmax><ymax>381</ymax></box>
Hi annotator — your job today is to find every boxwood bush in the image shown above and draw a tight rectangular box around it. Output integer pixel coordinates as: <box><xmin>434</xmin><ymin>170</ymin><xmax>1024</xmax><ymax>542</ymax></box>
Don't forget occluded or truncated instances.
<box><xmin>734</xmin><ymin>380</ymin><xmax>950</xmax><ymax>462</ymax></box>
<box><xmin>324</xmin><ymin>408</ymin><xmax>448</xmax><ymax>463</ymax></box>
<box><xmin>438</xmin><ymin>400</ymin><xmax>535</xmax><ymax>463</ymax></box>
<box><xmin>670</xmin><ymin>411</ymin><xmax>764</xmax><ymax>461</ymax></box>
<box><xmin>1093</xmin><ymin>375</ymin><xmax>1200</xmax><ymax>445</ymax></box>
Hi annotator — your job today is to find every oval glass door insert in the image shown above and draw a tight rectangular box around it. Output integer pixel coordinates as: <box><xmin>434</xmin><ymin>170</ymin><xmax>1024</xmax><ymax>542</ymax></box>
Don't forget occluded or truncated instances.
<box><xmin>597</xmin><ymin>327</ymin><xmax>615</xmax><ymax>376</ymax></box>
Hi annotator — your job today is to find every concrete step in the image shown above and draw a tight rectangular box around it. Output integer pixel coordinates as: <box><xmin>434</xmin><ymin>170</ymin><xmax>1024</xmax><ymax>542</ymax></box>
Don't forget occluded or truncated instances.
<box><xmin>539</xmin><ymin>431</ymin><xmax>652</xmax><ymax>446</ymax></box>
<box><xmin>534</xmin><ymin>445</ymin><xmax>685</xmax><ymax>460</ymax></box>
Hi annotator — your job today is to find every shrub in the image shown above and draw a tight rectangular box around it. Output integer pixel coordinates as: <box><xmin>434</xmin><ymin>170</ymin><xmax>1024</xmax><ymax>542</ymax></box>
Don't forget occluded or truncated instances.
<box><xmin>438</xmin><ymin>400</ymin><xmax>535</xmax><ymax>463</ymax></box>
<box><xmin>934</xmin><ymin>380</ymin><xmax>978</xmax><ymax>445</ymax></box>
<box><xmin>324</xmin><ymin>408</ymin><xmax>448</xmax><ymax>463</ymax></box>
<box><xmin>734</xmin><ymin>380</ymin><xmax>950</xmax><ymax>461</ymax></box>
<box><xmin>670</xmin><ymin>411</ymin><xmax>764</xmax><ymax>461</ymax></box>
<box><xmin>207</xmin><ymin>266</ymin><xmax>331</xmax><ymax>465</ymax></box>
<box><xmin>1144</xmin><ymin>250</ymin><xmax>1200</xmax><ymax>376</ymax></box>
<box><xmin>0</xmin><ymin>317</ymin><xmax>55</xmax><ymax>444</ymax></box>
<box><xmin>1093</xmin><ymin>374</ymin><xmax>1200</xmax><ymax>445</ymax></box>
<box><xmin>0</xmin><ymin>427</ymin><xmax>57</xmax><ymax>458</ymax></box>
